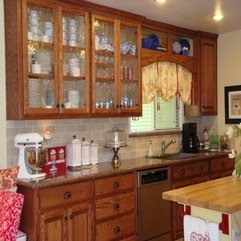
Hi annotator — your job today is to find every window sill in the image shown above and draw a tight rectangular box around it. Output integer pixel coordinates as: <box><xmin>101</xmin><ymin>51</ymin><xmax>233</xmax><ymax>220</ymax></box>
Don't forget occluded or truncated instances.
<box><xmin>129</xmin><ymin>129</ymin><xmax>181</xmax><ymax>138</ymax></box>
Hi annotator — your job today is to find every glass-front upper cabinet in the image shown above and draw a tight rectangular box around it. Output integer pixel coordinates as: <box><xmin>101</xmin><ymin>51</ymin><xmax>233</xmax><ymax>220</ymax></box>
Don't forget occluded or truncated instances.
<box><xmin>92</xmin><ymin>14</ymin><xmax>141</xmax><ymax>116</ymax></box>
<box><xmin>60</xmin><ymin>10</ymin><xmax>90</xmax><ymax>115</ymax></box>
<box><xmin>120</xmin><ymin>23</ymin><xmax>141</xmax><ymax>113</ymax></box>
<box><xmin>92</xmin><ymin>15</ymin><xmax>116</xmax><ymax>114</ymax></box>
<box><xmin>23</xmin><ymin>1</ymin><xmax>58</xmax><ymax>116</ymax></box>
<box><xmin>22</xmin><ymin>0</ymin><xmax>89</xmax><ymax>117</ymax></box>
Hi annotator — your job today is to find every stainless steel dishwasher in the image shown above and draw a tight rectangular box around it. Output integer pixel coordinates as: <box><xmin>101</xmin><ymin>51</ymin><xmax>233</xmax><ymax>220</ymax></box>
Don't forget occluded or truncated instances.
<box><xmin>138</xmin><ymin>167</ymin><xmax>171</xmax><ymax>241</ymax></box>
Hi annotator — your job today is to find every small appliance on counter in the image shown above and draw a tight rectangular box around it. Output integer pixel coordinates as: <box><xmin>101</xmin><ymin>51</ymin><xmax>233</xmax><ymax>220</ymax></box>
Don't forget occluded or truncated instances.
<box><xmin>182</xmin><ymin>123</ymin><xmax>200</xmax><ymax>153</ymax></box>
<box><xmin>105</xmin><ymin>127</ymin><xmax>127</xmax><ymax>167</ymax></box>
<box><xmin>15</xmin><ymin>133</ymin><xmax>47</xmax><ymax>180</ymax></box>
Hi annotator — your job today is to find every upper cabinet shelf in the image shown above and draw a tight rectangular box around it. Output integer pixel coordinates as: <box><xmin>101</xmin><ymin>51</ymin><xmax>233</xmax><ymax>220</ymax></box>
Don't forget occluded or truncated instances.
<box><xmin>141</xmin><ymin>26</ymin><xmax>195</xmax><ymax>73</ymax></box>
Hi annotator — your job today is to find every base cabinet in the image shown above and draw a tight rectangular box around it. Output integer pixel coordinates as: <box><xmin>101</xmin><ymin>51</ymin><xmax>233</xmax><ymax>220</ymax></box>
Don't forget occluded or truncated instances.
<box><xmin>171</xmin><ymin>156</ymin><xmax>233</xmax><ymax>241</ymax></box>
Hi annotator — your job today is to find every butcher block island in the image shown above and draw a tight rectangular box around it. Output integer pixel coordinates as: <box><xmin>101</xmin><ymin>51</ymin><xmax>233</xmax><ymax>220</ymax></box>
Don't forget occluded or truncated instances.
<box><xmin>163</xmin><ymin>176</ymin><xmax>241</xmax><ymax>241</ymax></box>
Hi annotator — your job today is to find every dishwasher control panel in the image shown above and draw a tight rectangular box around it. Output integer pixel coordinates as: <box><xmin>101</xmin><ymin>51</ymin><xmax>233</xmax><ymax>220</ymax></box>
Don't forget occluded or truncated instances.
<box><xmin>138</xmin><ymin>167</ymin><xmax>169</xmax><ymax>186</ymax></box>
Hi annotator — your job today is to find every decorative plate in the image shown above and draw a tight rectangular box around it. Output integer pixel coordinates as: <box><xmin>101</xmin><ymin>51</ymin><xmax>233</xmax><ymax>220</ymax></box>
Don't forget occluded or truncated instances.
<box><xmin>149</xmin><ymin>34</ymin><xmax>160</xmax><ymax>50</ymax></box>
<box><xmin>172</xmin><ymin>41</ymin><xmax>182</xmax><ymax>54</ymax></box>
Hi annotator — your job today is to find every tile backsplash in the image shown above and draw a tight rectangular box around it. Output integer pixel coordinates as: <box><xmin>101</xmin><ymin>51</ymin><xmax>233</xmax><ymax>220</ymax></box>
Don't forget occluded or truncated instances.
<box><xmin>7</xmin><ymin>118</ymin><xmax>180</xmax><ymax>167</ymax></box>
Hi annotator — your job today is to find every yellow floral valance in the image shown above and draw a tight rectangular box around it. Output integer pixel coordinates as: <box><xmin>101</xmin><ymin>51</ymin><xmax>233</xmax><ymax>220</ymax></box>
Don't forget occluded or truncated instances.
<box><xmin>142</xmin><ymin>62</ymin><xmax>192</xmax><ymax>104</ymax></box>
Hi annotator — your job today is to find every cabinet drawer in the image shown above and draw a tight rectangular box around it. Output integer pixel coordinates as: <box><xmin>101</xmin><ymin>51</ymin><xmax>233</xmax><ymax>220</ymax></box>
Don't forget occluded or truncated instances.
<box><xmin>210</xmin><ymin>169</ymin><xmax>233</xmax><ymax>180</ymax></box>
<box><xmin>172</xmin><ymin>161</ymin><xmax>209</xmax><ymax>180</ymax></box>
<box><xmin>210</xmin><ymin>157</ymin><xmax>234</xmax><ymax>173</ymax></box>
<box><xmin>95</xmin><ymin>212</ymin><xmax>136</xmax><ymax>241</ymax></box>
<box><xmin>95</xmin><ymin>173</ymin><xmax>135</xmax><ymax>196</ymax></box>
<box><xmin>95</xmin><ymin>192</ymin><xmax>135</xmax><ymax>220</ymax></box>
<box><xmin>39</xmin><ymin>181</ymin><xmax>92</xmax><ymax>209</ymax></box>
<box><xmin>120</xmin><ymin>235</ymin><xmax>136</xmax><ymax>241</ymax></box>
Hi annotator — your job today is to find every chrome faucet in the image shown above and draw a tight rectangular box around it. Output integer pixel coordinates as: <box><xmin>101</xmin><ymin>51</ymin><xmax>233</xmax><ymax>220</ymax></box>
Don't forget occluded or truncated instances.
<box><xmin>160</xmin><ymin>139</ymin><xmax>176</xmax><ymax>155</ymax></box>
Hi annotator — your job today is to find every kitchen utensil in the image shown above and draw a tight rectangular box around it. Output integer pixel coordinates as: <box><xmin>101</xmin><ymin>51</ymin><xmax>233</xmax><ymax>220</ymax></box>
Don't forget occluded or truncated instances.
<box><xmin>15</xmin><ymin>133</ymin><xmax>46</xmax><ymax>179</ymax></box>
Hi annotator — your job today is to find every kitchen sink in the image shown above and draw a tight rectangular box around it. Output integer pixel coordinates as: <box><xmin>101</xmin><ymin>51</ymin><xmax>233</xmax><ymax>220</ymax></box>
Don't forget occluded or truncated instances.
<box><xmin>149</xmin><ymin>152</ymin><xmax>201</xmax><ymax>160</ymax></box>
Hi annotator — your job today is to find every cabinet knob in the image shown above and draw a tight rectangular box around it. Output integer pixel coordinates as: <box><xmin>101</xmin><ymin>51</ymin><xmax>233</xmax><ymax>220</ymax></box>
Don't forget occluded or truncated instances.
<box><xmin>61</xmin><ymin>104</ymin><xmax>65</xmax><ymax>108</ymax></box>
<box><xmin>116</xmin><ymin>105</ymin><xmax>119</xmax><ymax>108</ymax></box>
<box><xmin>64</xmin><ymin>191</ymin><xmax>72</xmax><ymax>199</ymax></box>
<box><xmin>69</xmin><ymin>214</ymin><xmax>73</xmax><ymax>219</ymax></box>
<box><xmin>199</xmin><ymin>166</ymin><xmax>204</xmax><ymax>172</ymax></box>
<box><xmin>56</xmin><ymin>104</ymin><xmax>60</xmax><ymax>108</ymax></box>
<box><xmin>113</xmin><ymin>181</ymin><xmax>120</xmax><ymax>189</ymax></box>
<box><xmin>180</xmin><ymin>169</ymin><xmax>185</xmax><ymax>175</ymax></box>
<box><xmin>113</xmin><ymin>202</ymin><xmax>120</xmax><ymax>210</ymax></box>
<box><xmin>113</xmin><ymin>225</ymin><xmax>120</xmax><ymax>233</ymax></box>
<box><xmin>64</xmin><ymin>216</ymin><xmax>68</xmax><ymax>221</ymax></box>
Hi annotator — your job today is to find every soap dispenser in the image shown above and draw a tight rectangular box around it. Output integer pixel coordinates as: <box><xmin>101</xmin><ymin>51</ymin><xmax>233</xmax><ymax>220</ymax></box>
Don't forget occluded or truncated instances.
<box><xmin>147</xmin><ymin>140</ymin><xmax>153</xmax><ymax>157</ymax></box>
<box><xmin>90</xmin><ymin>140</ymin><xmax>98</xmax><ymax>165</ymax></box>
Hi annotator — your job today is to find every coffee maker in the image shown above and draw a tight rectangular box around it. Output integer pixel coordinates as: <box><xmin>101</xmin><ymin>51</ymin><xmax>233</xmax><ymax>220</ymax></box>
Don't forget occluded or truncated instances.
<box><xmin>182</xmin><ymin>123</ymin><xmax>200</xmax><ymax>153</ymax></box>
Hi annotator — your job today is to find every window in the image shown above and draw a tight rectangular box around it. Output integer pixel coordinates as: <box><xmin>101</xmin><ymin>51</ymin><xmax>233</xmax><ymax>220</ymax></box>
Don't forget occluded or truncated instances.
<box><xmin>130</xmin><ymin>95</ymin><xmax>183</xmax><ymax>134</ymax></box>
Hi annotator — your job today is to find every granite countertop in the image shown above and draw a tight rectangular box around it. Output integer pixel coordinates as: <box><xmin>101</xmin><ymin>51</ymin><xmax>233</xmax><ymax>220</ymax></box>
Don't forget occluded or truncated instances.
<box><xmin>17</xmin><ymin>151</ymin><xmax>229</xmax><ymax>189</ymax></box>
<box><xmin>162</xmin><ymin>176</ymin><xmax>241</xmax><ymax>214</ymax></box>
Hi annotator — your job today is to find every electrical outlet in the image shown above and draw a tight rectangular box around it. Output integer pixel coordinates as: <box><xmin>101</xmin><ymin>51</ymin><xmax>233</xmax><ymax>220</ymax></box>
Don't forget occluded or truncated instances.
<box><xmin>232</xmin><ymin>227</ymin><xmax>240</xmax><ymax>241</ymax></box>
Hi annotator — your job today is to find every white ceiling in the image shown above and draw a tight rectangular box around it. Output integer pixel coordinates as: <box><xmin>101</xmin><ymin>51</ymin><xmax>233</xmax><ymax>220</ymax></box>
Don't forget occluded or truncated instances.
<box><xmin>86</xmin><ymin>0</ymin><xmax>241</xmax><ymax>34</ymax></box>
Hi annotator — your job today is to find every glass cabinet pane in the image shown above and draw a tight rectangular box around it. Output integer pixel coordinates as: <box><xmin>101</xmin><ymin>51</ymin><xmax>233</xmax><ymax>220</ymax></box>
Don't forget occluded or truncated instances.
<box><xmin>27</xmin><ymin>4</ymin><xmax>56</xmax><ymax>109</ymax></box>
<box><xmin>94</xmin><ymin>18</ymin><xmax>115</xmax><ymax>109</ymax></box>
<box><xmin>120</xmin><ymin>24</ymin><xmax>139</xmax><ymax>108</ymax></box>
<box><xmin>62</xmin><ymin>13</ymin><xmax>86</xmax><ymax>109</ymax></box>
<box><xmin>29</xmin><ymin>78</ymin><xmax>55</xmax><ymax>108</ymax></box>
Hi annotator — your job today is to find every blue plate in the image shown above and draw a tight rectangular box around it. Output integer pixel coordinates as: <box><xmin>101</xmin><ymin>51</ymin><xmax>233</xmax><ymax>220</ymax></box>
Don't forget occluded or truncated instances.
<box><xmin>179</xmin><ymin>39</ymin><xmax>190</xmax><ymax>55</ymax></box>
<box><xmin>149</xmin><ymin>34</ymin><xmax>160</xmax><ymax>50</ymax></box>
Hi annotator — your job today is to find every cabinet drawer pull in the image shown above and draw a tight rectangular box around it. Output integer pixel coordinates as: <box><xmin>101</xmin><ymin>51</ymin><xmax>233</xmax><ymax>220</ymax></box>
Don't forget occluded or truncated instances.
<box><xmin>113</xmin><ymin>202</ymin><xmax>120</xmax><ymax>210</ymax></box>
<box><xmin>180</xmin><ymin>169</ymin><xmax>185</xmax><ymax>175</ymax></box>
<box><xmin>113</xmin><ymin>225</ymin><xmax>120</xmax><ymax>233</ymax></box>
<box><xmin>64</xmin><ymin>191</ymin><xmax>72</xmax><ymax>199</ymax></box>
<box><xmin>199</xmin><ymin>166</ymin><xmax>204</xmax><ymax>172</ymax></box>
<box><xmin>69</xmin><ymin>214</ymin><xmax>73</xmax><ymax>219</ymax></box>
<box><xmin>113</xmin><ymin>181</ymin><xmax>120</xmax><ymax>189</ymax></box>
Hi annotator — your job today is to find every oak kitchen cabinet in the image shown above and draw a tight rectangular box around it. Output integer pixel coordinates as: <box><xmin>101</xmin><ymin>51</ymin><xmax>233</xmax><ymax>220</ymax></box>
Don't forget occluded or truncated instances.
<box><xmin>197</xmin><ymin>32</ymin><xmax>218</xmax><ymax>115</ymax></box>
<box><xmin>171</xmin><ymin>156</ymin><xmax>233</xmax><ymax>241</ymax></box>
<box><xmin>4</xmin><ymin>0</ymin><xmax>142</xmax><ymax>120</ymax></box>
<box><xmin>5</xmin><ymin>0</ymin><xmax>91</xmax><ymax>119</ymax></box>
<box><xmin>94</xmin><ymin>173</ymin><xmax>137</xmax><ymax>241</ymax></box>
<box><xmin>91</xmin><ymin>14</ymin><xmax>142</xmax><ymax>117</ymax></box>
<box><xmin>18</xmin><ymin>180</ymin><xmax>94</xmax><ymax>241</ymax></box>
<box><xmin>171</xmin><ymin>160</ymin><xmax>209</xmax><ymax>240</ymax></box>
<box><xmin>17</xmin><ymin>172</ymin><xmax>137</xmax><ymax>241</ymax></box>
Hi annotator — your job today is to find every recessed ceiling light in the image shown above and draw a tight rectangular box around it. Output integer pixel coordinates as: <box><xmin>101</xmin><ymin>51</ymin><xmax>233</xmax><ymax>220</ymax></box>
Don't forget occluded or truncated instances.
<box><xmin>212</xmin><ymin>13</ymin><xmax>224</xmax><ymax>21</ymax></box>
<box><xmin>154</xmin><ymin>0</ymin><xmax>168</xmax><ymax>4</ymax></box>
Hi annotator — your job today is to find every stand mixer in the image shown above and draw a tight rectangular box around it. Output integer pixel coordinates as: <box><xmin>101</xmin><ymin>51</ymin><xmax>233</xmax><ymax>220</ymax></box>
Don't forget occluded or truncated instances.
<box><xmin>15</xmin><ymin>133</ymin><xmax>46</xmax><ymax>180</ymax></box>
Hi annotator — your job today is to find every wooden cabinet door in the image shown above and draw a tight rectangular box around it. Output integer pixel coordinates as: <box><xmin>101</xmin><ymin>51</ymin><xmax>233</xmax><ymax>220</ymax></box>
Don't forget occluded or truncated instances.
<box><xmin>22</xmin><ymin>0</ymin><xmax>60</xmax><ymax>118</ymax></box>
<box><xmin>59</xmin><ymin>6</ymin><xmax>91</xmax><ymax>117</ymax></box>
<box><xmin>39</xmin><ymin>208</ymin><xmax>67</xmax><ymax>241</ymax></box>
<box><xmin>199</xmin><ymin>36</ymin><xmax>217</xmax><ymax>115</ymax></box>
<box><xmin>91</xmin><ymin>14</ymin><xmax>142</xmax><ymax>117</ymax></box>
<box><xmin>68</xmin><ymin>202</ymin><xmax>94</xmax><ymax>241</ymax></box>
<box><xmin>118</xmin><ymin>21</ymin><xmax>142</xmax><ymax>116</ymax></box>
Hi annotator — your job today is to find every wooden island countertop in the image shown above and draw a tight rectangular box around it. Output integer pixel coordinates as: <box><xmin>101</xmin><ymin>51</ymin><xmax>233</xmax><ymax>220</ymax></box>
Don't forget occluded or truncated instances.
<box><xmin>163</xmin><ymin>175</ymin><xmax>241</xmax><ymax>214</ymax></box>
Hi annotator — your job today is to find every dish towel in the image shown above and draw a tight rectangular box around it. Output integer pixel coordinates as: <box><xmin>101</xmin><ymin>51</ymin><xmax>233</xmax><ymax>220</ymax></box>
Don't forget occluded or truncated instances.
<box><xmin>184</xmin><ymin>215</ymin><xmax>219</xmax><ymax>241</ymax></box>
